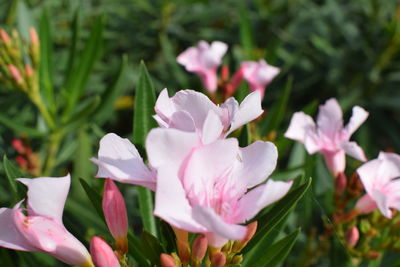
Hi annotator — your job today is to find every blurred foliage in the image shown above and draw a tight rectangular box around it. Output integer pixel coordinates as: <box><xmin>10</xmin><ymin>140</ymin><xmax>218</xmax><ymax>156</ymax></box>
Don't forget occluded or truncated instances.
<box><xmin>0</xmin><ymin>0</ymin><xmax>400</xmax><ymax>266</ymax></box>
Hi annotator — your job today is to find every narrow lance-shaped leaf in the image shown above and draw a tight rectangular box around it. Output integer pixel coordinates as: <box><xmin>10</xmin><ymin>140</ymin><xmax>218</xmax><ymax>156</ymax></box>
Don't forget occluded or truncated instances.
<box><xmin>243</xmin><ymin>228</ymin><xmax>300</xmax><ymax>267</ymax></box>
<box><xmin>133</xmin><ymin>61</ymin><xmax>157</xmax><ymax>237</ymax></box>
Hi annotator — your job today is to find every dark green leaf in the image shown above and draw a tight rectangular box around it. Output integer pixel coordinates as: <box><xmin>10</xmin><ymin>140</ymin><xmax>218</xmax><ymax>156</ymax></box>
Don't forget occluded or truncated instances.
<box><xmin>243</xmin><ymin>229</ymin><xmax>300</xmax><ymax>267</ymax></box>
<box><xmin>0</xmin><ymin>114</ymin><xmax>44</xmax><ymax>137</ymax></box>
<box><xmin>128</xmin><ymin>231</ymin><xmax>151</xmax><ymax>267</ymax></box>
<box><xmin>79</xmin><ymin>178</ymin><xmax>104</xmax><ymax>223</ymax></box>
<box><xmin>140</xmin><ymin>230</ymin><xmax>164</xmax><ymax>266</ymax></box>
<box><xmin>239</xmin><ymin>124</ymin><xmax>251</xmax><ymax>147</ymax></box>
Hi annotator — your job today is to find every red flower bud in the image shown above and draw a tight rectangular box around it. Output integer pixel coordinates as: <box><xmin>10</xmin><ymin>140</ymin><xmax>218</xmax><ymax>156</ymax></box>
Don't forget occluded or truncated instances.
<box><xmin>160</xmin><ymin>253</ymin><xmax>177</xmax><ymax>267</ymax></box>
<box><xmin>90</xmin><ymin>236</ymin><xmax>120</xmax><ymax>267</ymax></box>
<box><xmin>346</xmin><ymin>226</ymin><xmax>359</xmax><ymax>248</ymax></box>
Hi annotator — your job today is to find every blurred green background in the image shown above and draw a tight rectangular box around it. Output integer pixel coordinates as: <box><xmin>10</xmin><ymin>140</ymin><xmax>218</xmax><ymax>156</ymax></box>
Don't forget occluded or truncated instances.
<box><xmin>0</xmin><ymin>0</ymin><xmax>399</xmax><ymax>266</ymax></box>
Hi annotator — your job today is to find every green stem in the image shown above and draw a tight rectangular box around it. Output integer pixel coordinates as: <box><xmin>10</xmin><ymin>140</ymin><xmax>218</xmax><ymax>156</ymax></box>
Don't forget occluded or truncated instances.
<box><xmin>42</xmin><ymin>131</ymin><xmax>63</xmax><ymax>176</ymax></box>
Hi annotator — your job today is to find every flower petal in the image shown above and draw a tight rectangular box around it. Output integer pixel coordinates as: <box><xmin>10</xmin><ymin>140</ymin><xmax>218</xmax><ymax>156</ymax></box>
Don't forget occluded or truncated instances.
<box><xmin>201</xmin><ymin>110</ymin><xmax>224</xmax><ymax>145</ymax></box>
<box><xmin>284</xmin><ymin>112</ymin><xmax>316</xmax><ymax>143</ymax></box>
<box><xmin>192</xmin><ymin>206</ymin><xmax>247</xmax><ymax>245</ymax></box>
<box><xmin>234</xmin><ymin>179</ymin><xmax>293</xmax><ymax>223</ymax></box>
<box><xmin>17</xmin><ymin>174</ymin><xmax>70</xmax><ymax>223</ymax></box>
<box><xmin>146</xmin><ymin>128</ymin><xmax>199</xmax><ymax>171</ymax></box>
<box><xmin>355</xmin><ymin>194</ymin><xmax>377</xmax><ymax>214</ymax></box>
<box><xmin>91</xmin><ymin>133</ymin><xmax>156</xmax><ymax>190</ymax></box>
<box><xmin>154</xmin><ymin>167</ymin><xmax>206</xmax><ymax>233</ymax></box>
<box><xmin>341</xmin><ymin>141</ymin><xmax>367</xmax><ymax>162</ymax></box>
<box><xmin>226</xmin><ymin>91</ymin><xmax>263</xmax><ymax>135</ymax></box>
<box><xmin>357</xmin><ymin>157</ymin><xmax>382</xmax><ymax>195</ymax></box>
<box><xmin>344</xmin><ymin>106</ymin><xmax>368</xmax><ymax>137</ymax></box>
<box><xmin>233</xmin><ymin>141</ymin><xmax>278</xmax><ymax>188</ymax></box>
<box><xmin>0</xmin><ymin>203</ymin><xmax>36</xmax><ymax>251</ymax></box>
<box><xmin>154</xmin><ymin>88</ymin><xmax>176</xmax><ymax>122</ymax></box>
<box><xmin>316</xmin><ymin>98</ymin><xmax>343</xmax><ymax>139</ymax></box>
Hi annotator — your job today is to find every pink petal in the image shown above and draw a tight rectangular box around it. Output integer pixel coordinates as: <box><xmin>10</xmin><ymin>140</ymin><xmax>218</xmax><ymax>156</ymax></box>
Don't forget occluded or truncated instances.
<box><xmin>154</xmin><ymin>88</ymin><xmax>176</xmax><ymax>122</ymax></box>
<box><xmin>233</xmin><ymin>141</ymin><xmax>278</xmax><ymax>188</ymax></box>
<box><xmin>372</xmin><ymin>190</ymin><xmax>392</xmax><ymax>218</ymax></box>
<box><xmin>91</xmin><ymin>133</ymin><xmax>156</xmax><ymax>191</ymax></box>
<box><xmin>146</xmin><ymin>128</ymin><xmax>199</xmax><ymax>171</ymax></box>
<box><xmin>322</xmin><ymin>150</ymin><xmax>345</xmax><ymax>175</ymax></box>
<box><xmin>0</xmin><ymin>204</ymin><xmax>37</xmax><ymax>251</ymax></box>
<box><xmin>154</xmin><ymin>167</ymin><xmax>206</xmax><ymax>233</ymax></box>
<box><xmin>172</xmin><ymin>90</ymin><xmax>221</xmax><ymax>130</ymax></box>
<box><xmin>177</xmin><ymin>47</ymin><xmax>201</xmax><ymax>72</ymax></box>
<box><xmin>192</xmin><ymin>206</ymin><xmax>247</xmax><ymax>246</ymax></box>
<box><xmin>13</xmin><ymin>210</ymin><xmax>91</xmax><ymax>266</ymax></box>
<box><xmin>201</xmin><ymin>111</ymin><xmax>224</xmax><ymax>145</ymax></box>
<box><xmin>377</xmin><ymin>152</ymin><xmax>400</xmax><ymax>181</ymax></box>
<box><xmin>316</xmin><ymin>98</ymin><xmax>343</xmax><ymax>139</ymax></box>
<box><xmin>357</xmin><ymin>157</ymin><xmax>382</xmax><ymax>195</ymax></box>
<box><xmin>182</xmin><ymin>139</ymin><xmax>238</xmax><ymax>196</ymax></box>
<box><xmin>208</xmin><ymin>41</ymin><xmax>228</xmax><ymax>65</ymax></box>
<box><xmin>226</xmin><ymin>91</ymin><xmax>264</xmax><ymax>136</ymax></box>
<box><xmin>234</xmin><ymin>180</ymin><xmax>293</xmax><ymax>223</ymax></box>
<box><xmin>341</xmin><ymin>141</ymin><xmax>367</xmax><ymax>162</ymax></box>
<box><xmin>284</xmin><ymin>112</ymin><xmax>316</xmax><ymax>143</ymax></box>
<box><xmin>169</xmin><ymin>111</ymin><xmax>196</xmax><ymax>132</ymax></box>
<box><xmin>199</xmin><ymin>69</ymin><xmax>218</xmax><ymax>93</ymax></box>
<box><xmin>344</xmin><ymin>106</ymin><xmax>368</xmax><ymax>137</ymax></box>
<box><xmin>90</xmin><ymin>237</ymin><xmax>120</xmax><ymax>267</ymax></box>
<box><xmin>17</xmin><ymin>174</ymin><xmax>70</xmax><ymax>223</ymax></box>
<box><xmin>355</xmin><ymin>194</ymin><xmax>378</xmax><ymax>214</ymax></box>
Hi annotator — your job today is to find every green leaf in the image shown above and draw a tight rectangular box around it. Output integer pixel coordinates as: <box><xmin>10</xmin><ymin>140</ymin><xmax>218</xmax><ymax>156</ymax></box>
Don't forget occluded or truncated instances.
<box><xmin>260</xmin><ymin>76</ymin><xmax>292</xmax><ymax>135</ymax></box>
<box><xmin>133</xmin><ymin>61</ymin><xmax>157</xmax><ymax>146</ymax></box>
<box><xmin>79</xmin><ymin>178</ymin><xmax>104</xmax><ymax>223</ymax></box>
<box><xmin>239</xmin><ymin>124</ymin><xmax>251</xmax><ymax>147</ymax></box>
<box><xmin>62</xmin><ymin>16</ymin><xmax>104</xmax><ymax>121</ymax></box>
<box><xmin>0</xmin><ymin>114</ymin><xmax>44</xmax><ymax>137</ymax></box>
<box><xmin>243</xmin><ymin>177</ymin><xmax>311</xmax><ymax>254</ymax></box>
<box><xmin>16</xmin><ymin>0</ymin><xmax>35</xmax><ymax>40</ymax></box>
<box><xmin>64</xmin><ymin>8</ymin><xmax>81</xmax><ymax>88</ymax></box>
<box><xmin>140</xmin><ymin>231</ymin><xmax>164</xmax><ymax>266</ymax></box>
<box><xmin>38</xmin><ymin>8</ymin><xmax>56</xmax><ymax>113</ymax></box>
<box><xmin>243</xmin><ymin>229</ymin><xmax>300</xmax><ymax>267</ymax></box>
<box><xmin>62</xmin><ymin>96</ymin><xmax>100</xmax><ymax>133</ymax></box>
<box><xmin>239</xmin><ymin>6</ymin><xmax>254</xmax><ymax>60</ymax></box>
<box><xmin>3</xmin><ymin>155</ymin><xmax>20</xmax><ymax>196</ymax></box>
<box><xmin>128</xmin><ymin>231</ymin><xmax>151</xmax><ymax>267</ymax></box>
<box><xmin>133</xmin><ymin>61</ymin><xmax>157</xmax><ymax>236</ymax></box>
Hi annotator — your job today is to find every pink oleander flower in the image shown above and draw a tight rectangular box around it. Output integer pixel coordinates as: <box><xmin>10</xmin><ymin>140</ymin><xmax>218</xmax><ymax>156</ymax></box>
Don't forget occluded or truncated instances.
<box><xmin>91</xmin><ymin>133</ymin><xmax>156</xmax><ymax>191</ymax></box>
<box><xmin>90</xmin><ymin>236</ymin><xmax>120</xmax><ymax>267</ymax></box>
<box><xmin>284</xmin><ymin>98</ymin><xmax>368</xmax><ymax>175</ymax></box>
<box><xmin>154</xmin><ymin>89</ymin><xmax>263</xmax><ymax>144</ymax></box>
<box><xmin>240</xmin><ymin>59</ymin><xmax>280</xmax><ymax>97</ymax></box>
<box><xmin>146</xmin><ymin>126</ymin><xmax>292</xmax><ymax>248</ymax></box>
<box><xmin>356</xmin><ymin>152</ymin><xmax>400</xmax><ymax>218</ymax></box>
<box><xmin>103</xmin><ymin>179</ymin><xmax>128</xmax><ymax>253</ymax></box>
<box><xmin>177</xmin><ymin>41</ymin><xmax>228</xmax><ymax>93</ymax></box>
<box><xmin>0</xmin><ymin>174</ymin><xmax>93</xmax><ymax>267</ymax></box>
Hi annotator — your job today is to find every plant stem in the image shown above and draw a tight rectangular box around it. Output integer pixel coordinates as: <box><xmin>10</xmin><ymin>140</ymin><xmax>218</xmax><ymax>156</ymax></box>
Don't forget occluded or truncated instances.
<box><xmin>42</xmin><ymin>131</ymin><xmax>63</xmax><ymax>176</ymax></box>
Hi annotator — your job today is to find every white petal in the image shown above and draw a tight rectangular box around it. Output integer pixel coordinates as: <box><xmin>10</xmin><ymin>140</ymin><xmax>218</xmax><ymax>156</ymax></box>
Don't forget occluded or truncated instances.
<box><xmin>284</xmin><ymin>112</ymin><xmax>316</xmax><ymax>143</ymax></box>
<box><xmin>341</xmin><ymin>141</ymin><xmax>367</xmax><ymax>162</ymax></box>
<box><xmin>226</xmin><ymin>91</ymin><xmax>263</xmax><ymax>135</ymax></box>
<box><xmin>154</xmin><ymin>167</ymin><xmax>206</xmax><ymax>233</ymax></box>
<box><xmin>17</xmin><ymin>175</ymin><xmax>70</xmax><ymax>223</ymax></box>
<box><xmin>344</xmin><ymin>106</ymin><xmax>368</xmax><ymax>137</ymax></box>
<box><xmin>317</xmin><ymin>98</ymin><xmax>343</xmax><ymax>139</ymax></box>
<box><xmin>201</xmin><ymin>110</ymin><xmax>224</xmax><ymax>145</ymax></box>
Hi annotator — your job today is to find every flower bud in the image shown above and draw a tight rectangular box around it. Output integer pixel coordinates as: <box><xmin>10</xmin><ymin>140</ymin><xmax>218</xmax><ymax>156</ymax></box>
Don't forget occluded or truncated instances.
<box><xmin>210</xmin><ymin>252</ymin><xmax>226</xmax><ymax>267</ymax></box>
<box><xmin>231</xmin><ymin>255</ymin><xmax>243</xmax><ymax>264</ymax></box>
<box><xmin>29</xmin><ymin>27</ymin><xmax>39</xmax><ymax>46</ymax></box>
<box><xmin>12</xmin><ymin>139</ymin><xmax>26</xmax><ymax>154</ymax></box>
<box><xmin>335</xmin><ymin>172</ymin><xmax>347</xmax><ymax>194</ymax></box>
<box><xmin>25</xmin><ymin>64</ymin><xmax>33</xmax><ymax>77</ymax></box>
<box><xmin>102</xmin><ymin>179</ymin><xmax>128</xmax><ymax>254</ymax></box>
<box><xmin>221</xmin><ymin>64</ymin><xmax>230</xmax><ymax>82</ymax></box>
<box><xmin>90</xmin><ymin>236</ymin><xmax>120</xmax><ymax>267</ymax></box>
<box><xmin>172</xmin><ymin>227</ymin><xmax>190</xmax><ymax>264</ymax></box>
<box><xmin>192</xmin><ymin>235</ymin><xmax>208</xmax><ymax>263</ymax></box>
<box><xmin>345</xmin><ymin>226</ymin><xmax>359</xmax><ymax>248</ymax></box>
<box><xmin>0</xmin><ymin>29</ymin><xmax>10</xmax><ymax>44</ymax></box>
<box><xmin>160</xmin><ymin>253</ymin><xmax>177</xmax><ymax>267</ymax></box>
<box><xmin>8</xmin><ymin>64</ymin><xmax>23</xmax><ymax>84</ymax></box>
<box><xmin>232</xmin><ymin>221</ymin><xmax>257</xmax><ymax>252</ymax></box>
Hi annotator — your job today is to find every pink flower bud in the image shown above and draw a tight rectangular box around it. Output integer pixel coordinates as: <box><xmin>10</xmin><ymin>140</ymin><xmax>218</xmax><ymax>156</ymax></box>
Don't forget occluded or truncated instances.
<box><xmin>226</xmin><ymin>67</ymin><xmax>244</xmax><ymax>96</ymax></box>
<box><xmin>12</xmin><ymin>139</ymin><xmax>26</xmax><ymax>154</ymax></box>
<box><xmin>102</xmin><ymin>179</ymin><xmax>128</xmax><ymax>253</ymax></box>
<box><xmin>29</xmin><ymin>27</ymin><xmax>39</xmax><ymax>46</ymax></box>
<box><xmin>8</xmin><ymin>65</ymin><xmax>23</xmax><ymax>84</ymax></box>
<box><xmin>335</xmin><ymin>172</ymin><xmax>347</xmax><ymax>194</ymax></box>
<box><xmin>25</xmin><ymin>64</ymin><xmax>33</xmax><ymax>77</ymax></box>
<box><xmin>160</xmin><ymin>253</ymin><xmax>177</xmax><ymax>267</ymax></box>
<box><xmin>0</xmin><ymin>29</ymin><xmax>10</xmax><ymax>44</ymax></box>
<box><xmin>221</xmin><ymin>64</ymin><xmax>230</xmax><ymax>82</ymax></box>
<box><xmin>191</xmin><ymin>235</ymin><xmax>208</xmax><ymax>261</ymax></box>
<box><xmin>172</xmin><ymin>227</ymin><xmax>190</xmax><ymax>264</ymax></box>
<box><xmin>90</xmin><ymin>236</ymin><xmax>120</xmax><ymax>267</ymax></box>
<box><xmin>241</xmin><ymin>221</ymin><xmax>258</xmax><ymax>245</ymax></box>
<box><xmin>346</xmin><ymin>226</ymin><xmax>359</xmax><ymax>248</ymax></box>
<box><xmin>210</xmin><ymin>252</ymin><xmax>226</xmax><ymax>267</ymax></box>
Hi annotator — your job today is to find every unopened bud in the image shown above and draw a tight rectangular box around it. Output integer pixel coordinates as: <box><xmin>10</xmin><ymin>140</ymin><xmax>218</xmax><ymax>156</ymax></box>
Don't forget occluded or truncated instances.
<box><xmin>90</xmin><ymin>236</ymin><xmax>120</xmax><ymax>267</ymax></box>
<box><xmin>366</xmin><ymin>251</ymin><xmax>381</xmax><ymax>259</ymax></box>
<box><xmin>12</xmin><ymin>139</ymin><xmax>26</xmax><ymax>154</ymax></box>
<box><xmin>8</xmin><ymin>65</ymin><xmax>23</xmax><ymax>84</ymax></box>
<box><xmin>160</xmin><ymin>253</ymin><xmax>177</xmax><ymax>267</ymax></box>
<box><xmin>211</xmin><ymin>252</ymin><xmax>226</xmax><ymax>267</ymax></box>
<box><xmin>16</xmin><ymin>156</ymin><xmax>28</xmax><ymax>169</ymax></box>
<box><xmin>346</xmin><ymin>226</ymin><xmax>359</xmax><ymax>248</ymax></box>
<box><xmin>226</xmin><ymin>67</ymin><xmax>244</xmax><ymax>96</ymax></box>
<box><xmin>335</xmin><ymin>172</ymin><xmax>347</xmax><ymax>194</ymax></box>
<box><xmin>29</xmin><ymin>27</ymin><xmax>39</xmax><ymax>46</ymax></box>
<box><xmin>221</xmin><ymin>64</ymin><xmax>230</xmax><ymax>82</ymax></box>
<box><xmin>0</xmin><ymin>29</ymin><xmax>10</xmax><ymax>44</ymax></box>
<box><xmin>232</xmin><ymin>221</ymin><xmax>257</xmax><ymax>252</ymax></box>
<box><xmin>102</xmin><ymin>179</ymin><xmax>129</xmax><ymax>254</ymax></box>
<box><xmin>172</xmin><ymin>227</ymin><xmax>190</xmax><ymax>264</ymax></box>
<box><xmin>192</xmin><ymin>235</ymin><xmax>208</xmax><ymax>262</ymax></box>
<box><xmin>25</xmin><ymin>64</ymin><xmax>33</xmax><ymax>77</ymax></box>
